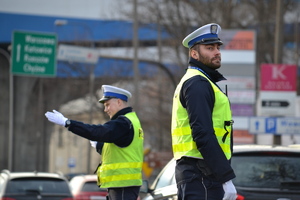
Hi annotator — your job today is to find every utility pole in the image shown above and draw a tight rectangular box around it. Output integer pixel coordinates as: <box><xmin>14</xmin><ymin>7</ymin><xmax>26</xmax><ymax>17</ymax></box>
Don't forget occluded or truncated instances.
<box><xmin>295</xmin><ymin>11</ymin><xmax>299</xmax><ymax>68</ymax></box>
<box><xmin>274</xmin><ymin>0</ymin><xmax>283</xmax><ymax>64</ymax></box>
<box><xmin>273</xmin><ymin>0</ymin><xmax>283</xmax><ymax>145</ymax></box>
<box><xmin>54</xmin><ymin>19</ymin><xmax>96</xmax><ymax>173</ymax></box>
<box><xmin>133</xmin><ymin>0</ymin><xmax>140</xmax><ymax>114</ymax></box>
<box><xmin>0</xmin><ymin>49</ymin><xmax>13</xmax><ymax>171</ymax></box>
<box><xmin>157</xmin><ymin>8</ymin><xmax>163</xmax><ymax>151</ymax></box>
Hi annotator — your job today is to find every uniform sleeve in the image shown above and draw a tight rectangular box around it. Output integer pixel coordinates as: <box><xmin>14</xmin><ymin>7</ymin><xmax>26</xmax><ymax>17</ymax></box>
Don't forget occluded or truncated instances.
<box><xmin>96</xmin><ymin>142</ymin><xmax>104</xmax><ymax>154</ymax></box>
<box><xmin>181</xmin><ymin>76</ymin><xmax>235</xmax><ymax>182</ymax></box>
<box><xmin>68</xmin><ymin>117</ymin><xmax>134</xmax><ymax>147</ymax></box>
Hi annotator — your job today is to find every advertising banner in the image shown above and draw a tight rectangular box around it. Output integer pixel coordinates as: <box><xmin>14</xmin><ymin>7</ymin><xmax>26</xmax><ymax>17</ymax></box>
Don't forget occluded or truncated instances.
<box><xmin>261</xmin><ymin>64</ymin><xmax>297</xmax><ymax>91</ymax></box>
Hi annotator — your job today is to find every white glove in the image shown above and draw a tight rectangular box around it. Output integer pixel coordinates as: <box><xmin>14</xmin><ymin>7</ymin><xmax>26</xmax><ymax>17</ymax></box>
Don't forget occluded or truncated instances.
<box><xmin>45</xmin><ymin>110</ymin><xmax>68</xmax><ymax>127</ymax></box>
<box><xmin>222</xmin><ymin>180</ymin><xmax>237</xmax><ymax>200</ymax></box>
<box><xmin>90</xmin><ymin>141</ymin><xmax>97</xmax><ymax>148</ymax></box>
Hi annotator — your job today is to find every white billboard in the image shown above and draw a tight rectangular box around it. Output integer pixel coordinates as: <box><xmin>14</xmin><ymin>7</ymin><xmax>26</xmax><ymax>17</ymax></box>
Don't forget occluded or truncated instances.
<box><xmin>57</xmin><ymin>44</ymin><xmax>99</xmax><ymax>64</ymax></box>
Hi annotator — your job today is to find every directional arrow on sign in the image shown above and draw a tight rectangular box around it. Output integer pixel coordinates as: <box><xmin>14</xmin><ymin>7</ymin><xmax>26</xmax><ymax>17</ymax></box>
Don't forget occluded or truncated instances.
<box><xmin>262</xmin><ymin>100</ymin><xmax>289</xmax><ymax>107</ymax></box>
<box><xmin>16</xmin><ymin>44</ymin><xmax>21</xmax><ymax>62</ymax></box>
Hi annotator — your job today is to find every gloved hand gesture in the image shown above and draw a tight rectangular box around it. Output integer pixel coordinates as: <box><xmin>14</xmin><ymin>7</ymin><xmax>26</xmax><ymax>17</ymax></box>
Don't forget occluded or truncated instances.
<box><xmin>90</xmin><ymin>141</ymin><xmax>97</xmax><ymax>148</ymax></box>
<box><xmin>222</xmin><ymin>180</ymin><xmax>237</xmax><ymax>200</ymax></box>
<box><xmin>45</xmin><ymin>110</ymin><xmax>68</xmax><ymax>127</ymax></box>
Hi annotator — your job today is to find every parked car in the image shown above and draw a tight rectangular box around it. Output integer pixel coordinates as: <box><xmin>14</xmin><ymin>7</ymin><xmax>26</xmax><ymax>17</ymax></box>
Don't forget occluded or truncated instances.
<box><xmin>0</xmin><ymin>169</ymin><xmax>73</xmax><ymax>200</ymax></box>
<box><xmin>141</xmin><ymin>145</ymin><xmax>300</xmax><ymax>200</ymax></box>
<box><xmin>69</xmin><ymin>174</ymin><xmax>107</xmax><ymax>200</ymax></box>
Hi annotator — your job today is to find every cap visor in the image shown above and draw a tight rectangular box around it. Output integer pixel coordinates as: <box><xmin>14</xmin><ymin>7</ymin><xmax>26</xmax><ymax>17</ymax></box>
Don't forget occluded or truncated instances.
<box><xmin>201</xmin><ymin>40</ymin><xmax>223</xmax><ymax>45</ymax></box>
<box><xmin>99</xmin><ymin>97</ymin><xmax>111</xmax><ymax>103</ymax></box>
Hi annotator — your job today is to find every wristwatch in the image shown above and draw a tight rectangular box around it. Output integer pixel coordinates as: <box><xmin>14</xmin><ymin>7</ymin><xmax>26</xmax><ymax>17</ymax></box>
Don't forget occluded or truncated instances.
<box><xmin>65</xmin><ymin>119</ymin><xmax>71</xmax><ymax>127</ymax></box>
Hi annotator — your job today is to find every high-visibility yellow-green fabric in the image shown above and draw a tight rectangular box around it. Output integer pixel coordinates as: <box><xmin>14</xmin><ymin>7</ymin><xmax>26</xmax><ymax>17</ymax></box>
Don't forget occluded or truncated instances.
<box><xmin>172</xmin><ymin>68</ymin><xmax>232</xmax><ymax>160</ymax></box>
<box><xmin>97</xmin><ymin>112</ymin><xmax>144</xmax><ymax>188</ymax></box>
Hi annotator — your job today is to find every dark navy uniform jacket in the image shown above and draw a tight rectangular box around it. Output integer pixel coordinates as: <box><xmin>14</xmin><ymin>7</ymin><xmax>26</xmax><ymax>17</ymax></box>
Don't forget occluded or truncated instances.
<box><xmin>178</xmin><ymin>57</ymin><xmax>235</xmax><ymax>183</ymax></box>
<box><xmin>67</xmin><ymin>107</ymin><xmax>134</xmax><ymax>153</ymax></box>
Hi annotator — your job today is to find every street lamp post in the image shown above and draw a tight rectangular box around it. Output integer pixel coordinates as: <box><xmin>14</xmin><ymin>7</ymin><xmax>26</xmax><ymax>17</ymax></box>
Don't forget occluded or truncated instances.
<box><xmin>54</xmin><ymin>19</ymin><xmax>96</xmax><ymax>173</ymax></box>
<box><xmin>0</xmin><ymin>49</ymin><xmax>13</xmax><ymax>171</ymax></box>
<box><xmin>132</xmin><ymin>0</ymin><xmax>140</xmax><ymax>114</ymax></box>
<box><xmin>273</xmin><ymin>0</ymin><xmax>283</xmax><ymax>145</ymax></box>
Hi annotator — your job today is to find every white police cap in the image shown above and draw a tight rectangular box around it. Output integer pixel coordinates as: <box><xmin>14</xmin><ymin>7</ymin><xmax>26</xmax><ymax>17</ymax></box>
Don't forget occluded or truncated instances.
<box><xmin>182</xmin><ymin>23</ymin><xmax>223</xmax><ymax>48</ymax></box>
<box><xmin>99</xmin><ymin>85</ymin><xmax>132</xmax><ymax>103</ymax></box>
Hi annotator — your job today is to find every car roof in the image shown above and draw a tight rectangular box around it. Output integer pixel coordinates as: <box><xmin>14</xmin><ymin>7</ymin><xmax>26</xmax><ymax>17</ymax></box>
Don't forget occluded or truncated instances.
<box><xmin>70</xmin><ymin>174</ymin><xmax>97</xmax><ymax>182</ymax></box>
<box><xmin>233</xmin><ymin>144</ymin><xmax>300</xmax><ymax>153</ymax></box>
<box><xmin>0</xmin><ymin>170</ymin><xmax>67</xmax><ymax>180</ymax></box>
<box><xmin>69</xmin><ymin>174</ymin><xmax>98</xmax><ymax>189</ymax></box>
<box><xmin>69</xmin><ymin>174</ymin><xmax>98</xmax><ymax>193</ymax></box>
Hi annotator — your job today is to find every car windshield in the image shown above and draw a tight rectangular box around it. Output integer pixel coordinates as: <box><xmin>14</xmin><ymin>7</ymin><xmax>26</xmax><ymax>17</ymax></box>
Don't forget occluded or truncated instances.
<box><xmin>154</xmin><ymin>160</ymin><xmax>176</xmax><ymax>189</ymax></box>
<box><xmin>5</xmin><ymin>178</ymin><xmax>70</xmax><ymax>194</ymax></box>
<box><xmin>232</xmin><ymin>153</ymin><xmax>300</xmax><ymax>190</ymax></box>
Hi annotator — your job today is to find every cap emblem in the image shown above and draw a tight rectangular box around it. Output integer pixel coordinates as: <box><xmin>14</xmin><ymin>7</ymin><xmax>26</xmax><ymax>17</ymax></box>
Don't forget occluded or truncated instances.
<box><xmin>211</xmin><ymin>24</ymin><xmax>218</xmax><ymax>34</ymax></box>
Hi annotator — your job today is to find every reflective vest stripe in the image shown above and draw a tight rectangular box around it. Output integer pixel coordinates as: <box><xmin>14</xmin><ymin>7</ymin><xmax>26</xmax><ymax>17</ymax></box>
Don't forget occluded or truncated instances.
<box><xmin>99</xmin><ymin>162</ymin><xmax>143</xmax><ymax>171</ymax></box>
<box><xmin>100</xmin><ymin>173</ymin><xmax>142</xmax><ymax>183</ymax></box>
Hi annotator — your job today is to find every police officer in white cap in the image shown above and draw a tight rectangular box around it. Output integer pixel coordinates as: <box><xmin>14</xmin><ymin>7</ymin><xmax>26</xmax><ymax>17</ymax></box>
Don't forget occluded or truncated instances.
<box><xmin>45</xmin><ymin>85</ymin><xmax>144</xmax><ymax>200</ymax></box>
<box><xmin>171</xmin><ymin>23</ymin><xmax>237</xmax><ymax>200</ymax></box>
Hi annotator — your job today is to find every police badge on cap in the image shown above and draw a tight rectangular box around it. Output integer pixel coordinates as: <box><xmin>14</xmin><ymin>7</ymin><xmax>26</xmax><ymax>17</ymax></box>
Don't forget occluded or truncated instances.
<box><xmin>182</xmin><ymin>23</ymin><xmax>223</xmax><ymax>48</ymax></box>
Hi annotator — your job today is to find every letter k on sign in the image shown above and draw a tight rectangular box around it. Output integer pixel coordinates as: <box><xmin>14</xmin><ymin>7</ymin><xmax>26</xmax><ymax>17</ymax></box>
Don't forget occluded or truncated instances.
<box><xmin>271</xmin><ymin>64</ymin><xmax>286</xmax><ymax>80</ymax></box>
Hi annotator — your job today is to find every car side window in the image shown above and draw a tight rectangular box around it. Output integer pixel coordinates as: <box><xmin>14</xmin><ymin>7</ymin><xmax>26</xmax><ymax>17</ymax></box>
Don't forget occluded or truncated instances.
<box><xmin>155</xmin><ymin>160</ymin><xmax>176</xmax><ymax>189</ymax></box>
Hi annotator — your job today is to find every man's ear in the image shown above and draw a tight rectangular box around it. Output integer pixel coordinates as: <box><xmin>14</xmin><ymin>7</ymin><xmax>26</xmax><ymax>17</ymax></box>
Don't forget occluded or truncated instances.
<box><xmin>117</xmin><ymin>98</ymin><xmax>125</xmax><ymax>107</ymax></box>
<box><xmin>191</xmin><ymin>49</ymin><xmax>199</xmax><ymax>60</ymax></box>
<box><xmin>117</xmin><ymin>98</ymin><xmax>122</xmax><ymax>105</ymax></box>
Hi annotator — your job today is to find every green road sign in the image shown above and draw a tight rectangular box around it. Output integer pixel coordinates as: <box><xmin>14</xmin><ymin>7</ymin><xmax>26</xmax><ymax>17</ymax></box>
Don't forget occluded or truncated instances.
<box><xmin>11</xmin><ymin>31</ymin><xmax>57</xmax><ymax>76</ymax></box>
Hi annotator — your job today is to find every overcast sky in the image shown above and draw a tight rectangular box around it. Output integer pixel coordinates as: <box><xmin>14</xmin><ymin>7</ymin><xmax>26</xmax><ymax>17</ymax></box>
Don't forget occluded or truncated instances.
<box><xmin>0</xmin><ymin>0</ymin><xmax>129</xmax><ymax>20</ymax></box>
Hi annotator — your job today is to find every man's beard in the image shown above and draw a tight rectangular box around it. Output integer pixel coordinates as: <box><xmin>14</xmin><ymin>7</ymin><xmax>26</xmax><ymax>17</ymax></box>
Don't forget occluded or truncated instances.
<box><xmin>199</xmin><ymin>54</ymin><xmax>221</xmax><ymax>69</ymax></box>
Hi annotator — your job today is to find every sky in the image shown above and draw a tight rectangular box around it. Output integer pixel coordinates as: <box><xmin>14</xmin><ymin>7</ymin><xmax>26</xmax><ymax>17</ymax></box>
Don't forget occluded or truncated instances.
<box><xmin>1</xmin><ymin>0</ymin><xmax>299</xmax><ymax>22</ymax></box>
<box><xmin>0</xmin><ymin>0</ymin><xmax>129</xmax><ymax>20</ymax></box>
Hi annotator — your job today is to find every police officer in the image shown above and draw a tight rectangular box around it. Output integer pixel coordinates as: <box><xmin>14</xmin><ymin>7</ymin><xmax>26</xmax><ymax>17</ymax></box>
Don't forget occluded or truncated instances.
<box><xmin>171</xmin><ymin>23</ymin><xmax>237</xmax><ymax>200</ymax></box>
<box><xmin>45</xmin><ymin>85</ymin><xmax>144</xmax><ymax>200</ymax></box>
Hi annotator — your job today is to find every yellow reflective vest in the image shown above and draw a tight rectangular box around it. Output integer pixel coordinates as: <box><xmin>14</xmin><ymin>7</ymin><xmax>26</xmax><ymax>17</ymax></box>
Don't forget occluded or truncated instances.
<box><xmin>172</xmin><ymin>68</ymin><xmax>233</xmax><ymax>160</ymax></box>
<box><xmin>97</xmin><ymin>112</ymin><xmax>144</xmax><ymax>188</ymax></box>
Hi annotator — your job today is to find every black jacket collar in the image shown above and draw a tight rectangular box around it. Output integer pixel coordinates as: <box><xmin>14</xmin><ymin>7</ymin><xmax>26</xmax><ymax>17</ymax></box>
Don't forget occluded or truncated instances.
<box><xmin>188</xmin><ymin>57</ymin><xmax>226</xmax><ymax>82</ymax></box>
<box><xmin>111</xmin><ymin>107</ymin><xmax>133</xmax><ymax>120</ymax></box>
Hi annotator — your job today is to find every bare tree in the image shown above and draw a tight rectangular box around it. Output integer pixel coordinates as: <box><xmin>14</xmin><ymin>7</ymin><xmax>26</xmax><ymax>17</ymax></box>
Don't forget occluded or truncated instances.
<box><xmin>119</xmin><ymin>0</ymin><xmax>298</xmax><ymax>155</ymax></box>
<box><xmin>125</xmin><ymin>0</ymin><xmax>297</xmax><ymax>66</ymax></box>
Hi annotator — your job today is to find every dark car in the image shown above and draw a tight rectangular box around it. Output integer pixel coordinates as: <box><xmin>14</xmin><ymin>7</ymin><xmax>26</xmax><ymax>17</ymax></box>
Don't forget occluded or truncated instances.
<box><xmin>0</xmin><ymin>169</ymin><xmax>73</xmax><ymax>200</ymax></box>
<box><xmin>69</xmin><ymin>174</ymin><xmax>107</xmax><ymax>200</ymax></box>
<box><xmin>141</xmin><ymin>145</ymin><xmax>300</xmax><ymax>200</ymax></box>
<box><xmin>232</xmin><ymin>145</ymin><xmax>300</xmax><ymax>200</ymax></box>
